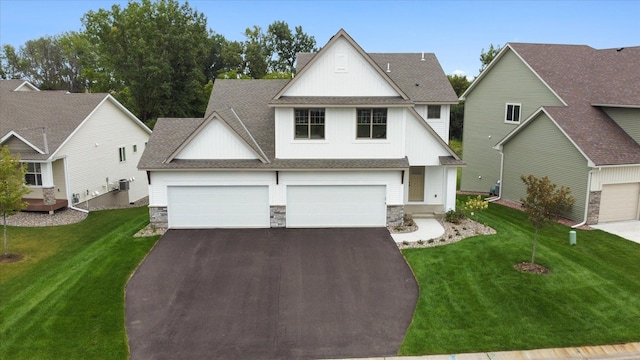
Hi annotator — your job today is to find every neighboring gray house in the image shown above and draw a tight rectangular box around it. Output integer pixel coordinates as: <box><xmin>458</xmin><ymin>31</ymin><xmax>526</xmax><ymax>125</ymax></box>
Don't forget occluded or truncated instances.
<box><xmin>460</xmin><ymin>44</ymin><xmax>640</xmax><ymax>224</ymax></box>
<box><xmin>139</xmin><ymin>29</ymin><xmax>462</xmax><ymax>229</ymax></box>
<box><xmin>0</xmin><ymin>80</ymin><xmax>151</xmax><ymax>212</ymax></box>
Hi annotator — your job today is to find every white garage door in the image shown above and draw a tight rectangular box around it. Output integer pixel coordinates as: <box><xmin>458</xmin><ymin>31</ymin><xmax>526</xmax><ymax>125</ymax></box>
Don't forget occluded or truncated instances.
<box><xmin>599</xmin><ymin>183</ymin><xmax>640</xmax><ymax>223</ymax></box>
<box><xmin>287</xmin><ymin>185</ymin><xmax>386</xmax><ymax>228</ymax></box>
<box><xmin>167</xmin><ymin>186</ymin><xmax>269</xmax><ymax>228</ymax></box>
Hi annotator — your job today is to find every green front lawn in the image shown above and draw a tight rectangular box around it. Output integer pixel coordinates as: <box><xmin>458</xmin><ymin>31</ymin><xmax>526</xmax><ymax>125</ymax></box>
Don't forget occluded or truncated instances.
<box><xmin>400</xmin><ymin>201</ymin><xmax>640</xmax><ymax>355</ymax></box>
<box><xmin>0</xmin><ymin>207</ymin><xmax>158</xmax><ymax>360</ymax></box>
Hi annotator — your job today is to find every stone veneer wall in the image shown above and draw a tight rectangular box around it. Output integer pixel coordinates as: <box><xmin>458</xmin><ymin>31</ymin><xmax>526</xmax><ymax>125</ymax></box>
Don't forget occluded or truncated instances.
<box><xmin>270</xmin><ymin>206</ymin><xmax>286</xmax><ymax>228</ymax></box>
<box><xmin>386</xmin><ymin>205</ymin><xmax>404</xmax><ymax>227</ymax></box>
<box><xmin>149</xmin><ymin>206</ymin><xmax>168</xmax><ymax>228</ymax></box>
<box><xmin>42</xmin><ymin>187</ymin><xmax>56</xmax><ymax>206</ymax></box>
<box><xmin>586</xmin><ymin>191</ymin><xmax>601</xmax><ymax>225</ymax></box>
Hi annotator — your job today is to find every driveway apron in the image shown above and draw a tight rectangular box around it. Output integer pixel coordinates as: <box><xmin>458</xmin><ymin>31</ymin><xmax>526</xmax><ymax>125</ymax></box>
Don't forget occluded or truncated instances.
<box><xmin>126</xmin><ymin>228</ymin><xmax>418</xmax><ymax>360</ymax></box>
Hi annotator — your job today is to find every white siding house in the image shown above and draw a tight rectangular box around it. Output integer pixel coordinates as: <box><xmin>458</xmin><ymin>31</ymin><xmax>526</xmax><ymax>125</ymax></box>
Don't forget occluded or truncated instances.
<box><xmin>0</xmin><ymin>80</ymin><xmax>151</xmax><ymax>212</ymax></box>
<box><xmin>139</xmin><ymin>29</ymin><xmax>462</xmax><ymax>229</ymax></box>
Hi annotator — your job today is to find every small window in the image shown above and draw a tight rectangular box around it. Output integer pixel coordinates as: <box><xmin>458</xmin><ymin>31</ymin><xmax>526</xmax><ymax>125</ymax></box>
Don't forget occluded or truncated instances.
<box><xmin>24</xmin><ymin>163</ymin><xmax>42</xmax><ymax>186</ymax></box>
<box><xmin>133</xmin><ymin>144</ymin><xmax>138</xmax><ymax>153</ymax></box>
<box><xmin>427</xmin><ymin>105</ymin><xmax>441</xmax><ymax>119</ymax></box>
<box><xmin>505</xmin><ymin>103</ymin><xmax>521</xmax><ymax>123</ymax></box>
<box><xmin>357</xmin><ymin>108</ymin><xmax>387</xmax><ymax>139</ymax></box>
<box><xmin>294</xmin><ymin>108</ymin><xmax>325</xmax><ymax>139</ymax></box>
<box><xmin>119</xmin><ymin>147</ymin><xmax>126</xmax><ymax>162</ymax></box>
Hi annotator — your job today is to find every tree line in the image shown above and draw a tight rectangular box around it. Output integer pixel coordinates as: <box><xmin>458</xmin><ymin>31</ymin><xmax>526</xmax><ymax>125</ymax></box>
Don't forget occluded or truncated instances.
<box><xmin>1</xmin><ymin>0</ymin><xmax>501</xmax><ymax>132</ymax></box>
<box><xmin>0</xmin><ymin>0</ymin><xmax>316</xmax><ymax>127</ymax></box>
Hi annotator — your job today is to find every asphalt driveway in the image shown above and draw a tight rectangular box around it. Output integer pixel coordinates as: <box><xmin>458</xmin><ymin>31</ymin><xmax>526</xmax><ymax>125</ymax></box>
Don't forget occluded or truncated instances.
<box><xmin>126</xmin><ymin>228</ymin><xmax>418</xmax><ymax>360</ymax></box>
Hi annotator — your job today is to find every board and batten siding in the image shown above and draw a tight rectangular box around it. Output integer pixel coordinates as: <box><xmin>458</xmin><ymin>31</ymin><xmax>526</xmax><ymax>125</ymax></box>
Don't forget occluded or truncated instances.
<box><xmin>602</xmin><ymin>107</ymin><xmax>640</xmax><ymax>144</ymax></box>
<box><xmin>591</xmin><ymin>165</ymin><xmax>640</xmax><ymax>191</ymax></box>
<box><xmin>502</xmin><ymin>113</ymin><xmax>589</xmax><ymax>222</ymax></box>
<box><xmin>461</xmin><ymin>49</ymin><xmax>564</xmax><ymax>193</ymax></box>
<box><xmin>176</xmin><ymin>119</ymin><xmax>257</xmax><ymax>160</ymax></box>
<box><xmin>56</xmin><ymin>99</ymin><xmax>149</xmax><ymax>205</ymax></box>
<box><xmin>414</xmin><ymin>104</ymin><xmax>450</xmax><ymax>142</ymax></box>
<box><xmin>284</xmin><ymin>37</ymin><xmax>398</xmax><ymax>97</ymax></box>
<box><xmin>275</xmin><ymin>107</ymin><xmax>405</xmax><ymax>159</ymax></box>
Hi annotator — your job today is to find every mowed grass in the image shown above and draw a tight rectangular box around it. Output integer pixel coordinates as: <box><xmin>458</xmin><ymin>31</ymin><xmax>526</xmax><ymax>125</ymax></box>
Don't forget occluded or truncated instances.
<box><xmin>0</xmin><ymin>207</ymin><xmax>158</xmax><ymax>360</ymax></box>
<box><xmin>400</xmin><ymin>201</ymin><xmax>640</xmax><ymax>355</ymax></box>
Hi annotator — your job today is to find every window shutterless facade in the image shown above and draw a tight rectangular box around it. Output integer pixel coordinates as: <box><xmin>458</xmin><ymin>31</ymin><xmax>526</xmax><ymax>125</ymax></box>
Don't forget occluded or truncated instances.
<box><xmin>505</xmin><ymin>103</ymin><xmax>521</xmax><ymax>123</ymax></box>
<box><xmin>294</xmin><ymin>108</ymin><xmax>325</xmax><ymax>139</ymax></box>
<box><xmin>25</xmin><ymin>162</ymin><xmax>42</xmax><ymax>186</ymax></box>
<box><xmin>356</xmin><ymin>108</ymin><xmax>387</xmax><ymax>139</ymax></box>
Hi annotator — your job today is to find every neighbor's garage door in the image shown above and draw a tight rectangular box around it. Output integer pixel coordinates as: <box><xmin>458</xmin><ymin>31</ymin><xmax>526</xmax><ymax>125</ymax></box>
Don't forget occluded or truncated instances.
<box><xmin>599</xmin><ymin>183</ymin><xmax>640</xmax><ymax>223</ymax></box>
<box><xmin>167</xmin><ymin>186</ymin><xmax>269</xmax><ymax>228</ymax></box>
<box><xmin>287</xmin><ymin>185</ymin><xmax>386</xmax><ymax>228</ymax></box>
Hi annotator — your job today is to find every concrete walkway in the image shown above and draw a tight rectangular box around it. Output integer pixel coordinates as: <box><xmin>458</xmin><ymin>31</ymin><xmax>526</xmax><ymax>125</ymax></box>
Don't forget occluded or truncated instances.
<box><xmin>327</xmin><ymin>342</ymin><xmax>640</xmax><ymax>359</ymax></box>
<box><xmin>591</xmin><ymin>220</ymin><xmax>640</xmax><ymax>244</ymax></box>
<box><xmin>390</xmin><ymin>218</ymin><xmax>445</xmax><ymax>243</ymax></box>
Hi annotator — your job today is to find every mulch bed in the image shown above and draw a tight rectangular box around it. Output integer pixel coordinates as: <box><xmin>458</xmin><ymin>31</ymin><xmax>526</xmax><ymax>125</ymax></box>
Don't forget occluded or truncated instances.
<box><xmin>0</xmin><ymin>253</ymin><xmax>23</xmax><ymax>264</ymax></box>
<box><xmin>514</xmin><ymin>262</ymin><xmax>551</xmax><ymax>274</ymax></box>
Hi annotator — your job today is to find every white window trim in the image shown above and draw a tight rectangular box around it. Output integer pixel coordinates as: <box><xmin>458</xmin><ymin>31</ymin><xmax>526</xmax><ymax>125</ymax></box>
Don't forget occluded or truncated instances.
<box><xmin>426</xmin><ymin>105</ymin><xmax>442</xmax><ymax>121</ymax></box>
<box><xmin>505</xmin><ymin>103</ymin><xmax>522</xmax><ymax>124</ymax></box>
<box><xmin>24</xmin><ymin>162</ymin><xmax>43</xmax><ymax>186</ymax></box>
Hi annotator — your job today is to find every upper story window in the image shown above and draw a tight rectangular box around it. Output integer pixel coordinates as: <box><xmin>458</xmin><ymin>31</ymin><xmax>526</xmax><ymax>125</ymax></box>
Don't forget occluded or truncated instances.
<box><xmin>427</xmin><ymin>105</ymin><xmax>441</xmax><ymax>119</ymax></box>
<box><xmin>357</xmin><ymin>108</ymin><xmax>387</xmax><ymax>139</ymax></box>
<box><xmin>24</xmin><ymin>163</ymin><xmax>42</xmax><ymax>186</ymax></box>
<box><xmin>505</xmin><ymin>103</ymin><xmax>521</xmax><ymax>123</ymax></box>
<box><xmin>119</xmin><ymin>146</ymin><xmax>126</xmax><ymax>162</ymax></box>
<box><xmin>295</xmin><ymin>108</ymin><xmax>325</xmax><ymax>139</ymax></box>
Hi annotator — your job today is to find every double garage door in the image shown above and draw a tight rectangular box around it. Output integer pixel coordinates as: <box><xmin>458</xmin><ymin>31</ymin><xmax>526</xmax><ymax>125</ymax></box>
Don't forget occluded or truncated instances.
<box><xmin>167</xmin><ymin>185</ymin><xmax>386</xmax><ymax>228</ymax></box>
<box><xmin>599</xmin><ymin>183</ymin><xmax>640</xmax><ymax>223</ymax></box>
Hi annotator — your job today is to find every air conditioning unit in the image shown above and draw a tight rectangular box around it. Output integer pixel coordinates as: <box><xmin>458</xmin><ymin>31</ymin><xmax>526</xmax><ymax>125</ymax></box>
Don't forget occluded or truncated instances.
<box><xmin>119</xmin><ymin>179</ymin><xmax>130</xmax><ymax>191</ymax></box>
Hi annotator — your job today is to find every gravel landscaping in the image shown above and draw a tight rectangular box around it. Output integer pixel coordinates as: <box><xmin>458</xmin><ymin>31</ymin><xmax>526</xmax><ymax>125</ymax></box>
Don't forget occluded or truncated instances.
<box><xmin>397</xmin><ymin>218</ymin><xmax>496</xmax><ymax>250</ymax></box>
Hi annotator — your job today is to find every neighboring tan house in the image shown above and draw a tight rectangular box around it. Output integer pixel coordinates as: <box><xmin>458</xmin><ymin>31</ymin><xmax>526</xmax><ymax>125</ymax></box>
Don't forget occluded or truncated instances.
<box><xmin>460</xmin><ymin>44</ymin><xmax>640</xmax><ymax>224</ymax></box>
<box><xmin>0</xmin><ymin>80</ymin><xmax>152</xmax><ymax>212</ymax></box>
<box><xmin>138</xmin><ymin>29</ymin><xmax>463</xmax><ymax>229</ymax></box>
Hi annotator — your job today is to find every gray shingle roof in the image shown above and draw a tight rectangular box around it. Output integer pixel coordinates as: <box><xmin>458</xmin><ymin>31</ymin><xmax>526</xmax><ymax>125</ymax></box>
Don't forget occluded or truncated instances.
<box><xmin>296</xmin><ymin>53</ymin><xmax>458</xmax><ymax>104</ymax></box>
<box><xmin>139</xmin><ymin>30</ymin><xmax>460</xmax><ymax>171</ymax></box>
<box><xmin>0</xmin><ymin>80</ymin><xmax>33</xmax><ymax>92</ymax></box>
<box><xmin>503</xmin><ymin>43</ymin><xmax>640</xmax><ymax>166</ymax></box>
<box><xmin>1</xmin><ymin>90</ymin><xmax>109</xmax><ymax>160</ymax></box>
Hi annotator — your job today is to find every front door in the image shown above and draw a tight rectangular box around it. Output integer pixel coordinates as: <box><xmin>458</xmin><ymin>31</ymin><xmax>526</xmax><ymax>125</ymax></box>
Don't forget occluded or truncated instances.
<box><xmin>408</xmin><ymin>166</ymin><xmax>425</xmax><ymax>202</ymax></box>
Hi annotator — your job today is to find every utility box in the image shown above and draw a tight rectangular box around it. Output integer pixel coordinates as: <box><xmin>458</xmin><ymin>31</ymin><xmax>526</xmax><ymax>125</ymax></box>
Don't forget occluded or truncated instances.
<box><xmin>119</xmin><ymin>179</ymin><xmax>130</xmax><ymax>191</ymax></box>
<box><xmin>569</xmin><ymin>230</ymin><xmax>577</xmax><ymax>246</ymax></box>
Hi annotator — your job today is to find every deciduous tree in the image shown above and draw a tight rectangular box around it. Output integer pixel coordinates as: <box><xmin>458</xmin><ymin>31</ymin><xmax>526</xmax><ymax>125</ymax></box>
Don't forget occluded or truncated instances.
<box><xmin>0</xmin><ymin>146</ymin><xmax>30</xmax><ymax>257</ymax></box>
<box><xmin>520</xmin><ymin>174</ymin><xmax>575</xmax><ymax>265</ymax></box>
<box><xmin>479</xmin><ymin>43</ymin><xmax>502</xmax><ymax>74</ymax></box>
<box><xmin>82</xmin><ymin>0</ymin><xmax>210</xmax><ymax>125</ymax></box>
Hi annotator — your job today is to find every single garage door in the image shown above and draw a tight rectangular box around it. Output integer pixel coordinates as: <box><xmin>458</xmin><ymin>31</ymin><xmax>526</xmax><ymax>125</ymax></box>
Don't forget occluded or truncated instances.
<box><xmin>287</xmin><ymin>185</ymin><xmax>386</xmax><ymax>228</ymax></box>
<box><xmin>167</xmin><ymin>186</ymin><xmax>269</xmax><ymax>228</ymax></box>
<box><xmin>599</xmin><ymin>183</ymin><xmax>640</xmax><ymax>223</ymax></box>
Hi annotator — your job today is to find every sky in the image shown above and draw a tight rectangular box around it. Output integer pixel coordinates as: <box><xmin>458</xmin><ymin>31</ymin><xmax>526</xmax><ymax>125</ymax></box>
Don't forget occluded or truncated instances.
<box><xmin>1</xmin><ymin>0</ymin><xmax>639</xmax><ymax>79</ymax></box>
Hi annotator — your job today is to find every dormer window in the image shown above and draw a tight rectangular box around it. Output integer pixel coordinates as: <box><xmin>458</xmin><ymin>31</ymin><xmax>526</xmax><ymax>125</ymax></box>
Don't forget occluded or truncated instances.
<box><xmin>356</xmin><ymin>108</ymin><xmax>387</xmax><ymax>139</ymax></box>
<box><xmin>294</xmin><ymin>108</ymin><xmax>325</xmax><ymax>139</ymax></box>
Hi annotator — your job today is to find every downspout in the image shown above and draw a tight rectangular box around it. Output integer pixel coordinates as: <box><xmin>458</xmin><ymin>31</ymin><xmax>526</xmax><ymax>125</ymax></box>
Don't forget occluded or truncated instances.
<box><xmin>572</xmin><ymin>168</ymin><xmax>594</xmax><ymax>228</ymax></box>
<box><xmin>487</xmin><ymin>150</ymin><xmax>504</xmax><ymax>202</ymax></box>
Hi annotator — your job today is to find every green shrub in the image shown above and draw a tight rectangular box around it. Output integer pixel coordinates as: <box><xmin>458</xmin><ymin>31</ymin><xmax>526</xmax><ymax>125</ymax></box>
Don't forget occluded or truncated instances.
<box><xmin>445</xmin><ymin>208</ymin><xmax>466</xmax><ymax>224</ymax></box>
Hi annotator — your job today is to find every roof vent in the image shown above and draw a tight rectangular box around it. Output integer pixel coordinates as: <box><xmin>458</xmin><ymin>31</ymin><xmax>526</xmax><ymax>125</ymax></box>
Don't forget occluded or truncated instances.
<box><xmin>386</xmin><ymin>63</ymin><xmax>391</xmax><ymax>72</ymax></box>
<box><xmin>616</xmin><ymin>47</ymin><xmax>624</xmax><ymax>52</ymax></box>
<box><xmin>421</xmin><ymin>52</ymin><xmax>425</xmax><ymax>61</ymax></box>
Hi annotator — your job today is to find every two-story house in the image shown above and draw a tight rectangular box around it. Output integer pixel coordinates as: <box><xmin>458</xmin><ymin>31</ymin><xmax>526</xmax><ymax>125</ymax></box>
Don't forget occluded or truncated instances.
<box><xmin>460</xmin><ymin>44</ymin><xmax>640</xmax><ymax>225</ymax></box>
<box><xmin>1</xmin><ymin>80</ymin><xmax>151</xmax><ymax>212</ymax></box>
<box><xmin>138</xmin><ymin>29</ymin><xmax>462</xmax><ymax>229</ymax></box>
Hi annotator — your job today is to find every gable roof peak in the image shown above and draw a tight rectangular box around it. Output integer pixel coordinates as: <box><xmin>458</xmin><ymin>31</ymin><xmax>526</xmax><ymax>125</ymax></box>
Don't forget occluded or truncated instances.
<box><xmin>273</xmin><ymin>28</ymin><xmax>410</xmax><ymax>100</ymax></box>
